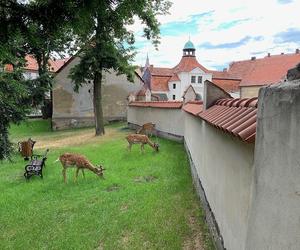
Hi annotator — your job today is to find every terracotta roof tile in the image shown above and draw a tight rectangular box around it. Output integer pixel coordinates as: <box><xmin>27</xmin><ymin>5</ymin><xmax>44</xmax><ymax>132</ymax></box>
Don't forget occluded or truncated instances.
<box><xmin>129</xmin><ymin>101</ymin><xmax>182</xmax><ymax>109</ymax></box>
<box><xmin>150</xmin><ymin>67</ymin><xmax>174</xmax><ymax>76</ymax></box>
<box><xmin>151</xmin><ymin>76</ymin><xmax>170</xmax><ymax>91</ymax></box>
<box><xmin>173</xmin><ymin>56</ymin><xmax>208</xmax><ymax>73</ymax></box>
<box><xmin>228</xmin><ymin>53</ymin><xmax>300</xmax><ymax>86</ymax></box>
<box><xmin>212</xmin><ymin>78</ymin><xmax>240</xmax><ymax>92</ymax></box>
<box><xmin>25</xmin><ymin>55</ymin><xmax>70</xmax><ymax>72</ymax></box>
<box><xmin>199</xmin><ymin>97</ymin><xmax>258</xmax><ymax>143</ymax></box>
<box><xmin>169</xmin><ymin>73</ymin><xmax>180</xmax><ymax>81</ymax></box>
<box><xmin>182</xmin><ymin>102</ymin><xmax>203</xmax><ymax>116</ymax></box>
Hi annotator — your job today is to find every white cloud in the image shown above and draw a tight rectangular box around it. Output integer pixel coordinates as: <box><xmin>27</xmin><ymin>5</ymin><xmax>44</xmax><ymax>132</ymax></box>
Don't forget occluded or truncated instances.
<box><xmin>132</xmin><ymin>0</ymin><xmax>300</xmax><ymax>70</ymax></box>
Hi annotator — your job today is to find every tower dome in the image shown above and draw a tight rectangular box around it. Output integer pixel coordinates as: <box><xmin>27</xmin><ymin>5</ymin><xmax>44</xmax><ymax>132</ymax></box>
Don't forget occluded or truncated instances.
<box><xmin>183</xmin><ymin>40</ymin><xmax>196</xmax><ymax>57</ymax></box>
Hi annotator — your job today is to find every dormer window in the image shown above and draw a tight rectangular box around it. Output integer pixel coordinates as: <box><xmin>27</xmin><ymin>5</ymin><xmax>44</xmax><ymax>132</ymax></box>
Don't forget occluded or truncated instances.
<box><xmin>198</xmin><ymin>76</ymin><xmax>202</xmax><ymax>84</ymax></box>
<box><xmin>173</xmin><ymin>83</ymin><xmax>176</xmax><ymax>89</ymax></box>
<box><xmin>191</xmin><ymin>76</ymin><xmax>196</xmax><ymax>83</ymax></box>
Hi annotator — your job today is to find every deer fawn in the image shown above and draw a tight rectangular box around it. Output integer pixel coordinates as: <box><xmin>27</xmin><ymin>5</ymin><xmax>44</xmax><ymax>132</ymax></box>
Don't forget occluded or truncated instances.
<box><xmin>59</xmin><ymin>153</ymin><xmax>105</xmax><ymax>183</ymax></box>
<box><xmin>126</xmin><ymin>134</ymin><xmax>159</xmax><ymax>152</ymax></box>
<box><xmin>136</xmin><ymin>122</ymin><xmax>155</xmax><ymax>137</ymax></box>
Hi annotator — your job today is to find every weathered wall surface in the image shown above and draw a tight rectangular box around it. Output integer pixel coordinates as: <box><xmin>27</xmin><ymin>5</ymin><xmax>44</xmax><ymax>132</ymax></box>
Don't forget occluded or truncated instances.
<box><xmin>52</xmin><ymin>57</ymin><xmax>143</xmax><ymax>130</ymax></box>
<box><xmin>184</xmin><ymin>113</ymin><xmax>254</xmax><ymax>250</ymax></box>
<box><xmin>240</xmin><ymin>86</ymin><xmax>260</xmax><ymax>98</ymax></box>
<box><xmin>245</xmin><ymin>79</ymin><xmax>300</xmax><ymax>249</ymax></box>
<box><xmin>127</xmin><ymin>78</ymin><xmax>300</xmax><ymax>249</ymax></box>
<box><xmin>127</xmin><ymin>104</ymin><xmax>255</xmax><ymax>249</ymax></box>
<box><xmin>127</xmin><ymin>106</ymin><xmax>184</xmax><ymax>140</ymax></box>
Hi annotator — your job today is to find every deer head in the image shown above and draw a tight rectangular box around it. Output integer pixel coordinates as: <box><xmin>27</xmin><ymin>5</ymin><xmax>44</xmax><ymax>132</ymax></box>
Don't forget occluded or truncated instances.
<box><xmin>154</xmin><ymin>143</ymin><xmax>159</xmax><ymax>152</ymax></box>
<box><xmin>95</xmin><ymin>165</ymin><xmax>106</xmax><ymax>178</ymax></box>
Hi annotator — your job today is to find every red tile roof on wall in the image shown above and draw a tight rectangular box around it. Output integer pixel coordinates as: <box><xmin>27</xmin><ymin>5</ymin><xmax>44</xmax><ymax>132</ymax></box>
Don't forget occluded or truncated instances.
<box><xmin>228</xmin><ymin>53</ymin><xmax>300</xmax><ymax>86</ymax></box>
<box><xmin>182</xmin><ymin>101</ymin><xmax>203</xmax><ymax>116</ymax></box>
<box><xmin>198</xmin><ymin>98</ymin><xmax>258</xmax><ymax>143</ymax></box>
<box><xmin>129</xmin><ymin>101</ymin><xmax>183</xmax><ymax>109</ymax></box>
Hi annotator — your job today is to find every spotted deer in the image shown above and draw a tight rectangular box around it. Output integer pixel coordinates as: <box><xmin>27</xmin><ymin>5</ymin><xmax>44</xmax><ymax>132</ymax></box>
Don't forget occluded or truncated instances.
<box><xmin>126</xmin><ymin>134</ymin><xmax>159</xmax><ymax>152</ymax></box>
<box><xmin>58</xmin><ymin>153</ymin><xmax>105</xmax><ymax>183</ymax></box>
<box><xmin>136</xmin><ymin>122</ymin><xmax>156</xmax><ymax>137</ymax></box>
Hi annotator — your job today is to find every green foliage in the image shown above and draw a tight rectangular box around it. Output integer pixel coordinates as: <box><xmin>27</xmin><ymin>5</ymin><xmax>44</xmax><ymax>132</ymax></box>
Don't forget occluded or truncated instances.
<box><xmin>0</xmin><ymin>122</ymin><xmax>215</xmax><ymax>249</ymax></box>
<box><xmin>69</xmin><ymin>0</ymin><xmax>172</xmax><ymax>134</ymax></box>
<box><xmin>0</xmin><ymin>0</ymin><xmax>77</xmax><ymax>159</ymax></box>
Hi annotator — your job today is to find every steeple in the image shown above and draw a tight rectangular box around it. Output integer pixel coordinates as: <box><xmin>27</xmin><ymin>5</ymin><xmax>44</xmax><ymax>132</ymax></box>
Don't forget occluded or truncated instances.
<box><xmin>145</xmin><ymin>53</ymin><xmax>150</xmax><ymax>68</ymax></box>
<box><xmin>183</xmin><ymin>39</ymin><xmax>196</xmax><ymax>57</ymax></box>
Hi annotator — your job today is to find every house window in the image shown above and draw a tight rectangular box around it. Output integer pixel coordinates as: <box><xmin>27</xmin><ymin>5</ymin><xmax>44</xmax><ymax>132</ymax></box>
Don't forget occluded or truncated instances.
<box><xmin>172</xmin><ymin>95</ymin><xmax>176</xmax><ymax>100</ymax></box>
<box><xmin>198</xmin><ymin>76</ymin><xmax>202</xmax><ymax>84</ymax></box>
<box><xmin>191</xmin><ymin>76</ymin><xmax>196</xmax><ymax>83</ymax></box>
<box><xmin>173</xmin><ymin>83</ymin><xmax>176</xmax><ymax>89</ymax></box>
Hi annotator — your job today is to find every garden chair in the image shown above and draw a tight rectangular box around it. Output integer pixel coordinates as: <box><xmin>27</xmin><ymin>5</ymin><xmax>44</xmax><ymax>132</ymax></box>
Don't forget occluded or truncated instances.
<box><xmin>24</xmin><ymin>149</ymin><xmax>49</xmax><ymax>180</ymax></box>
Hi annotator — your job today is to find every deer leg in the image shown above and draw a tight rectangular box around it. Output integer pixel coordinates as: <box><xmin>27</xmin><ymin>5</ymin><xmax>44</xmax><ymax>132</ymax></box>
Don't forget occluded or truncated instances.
<box><xmin>141</xmin><ymin>144</ymin><xmax>145</xmax><ymax>153</ymax></box>
<box><xmin>128</xmin><ymin>143</ymin><xmax>132</xmax><ymax>152</ymax></box>
<box><xmin>75</xmin><ymin>168</ymin><xmax>80</xmax><ymax>182</ymax></box>
<box><xmin>62</xmin><ymin>168</ymin><xmax>67</xmax><ymax>183</ymax></box>
<box><xmin>81</xmin><ymin>169</ymin><xmax>85</xmax><ymax>178</ymax></box>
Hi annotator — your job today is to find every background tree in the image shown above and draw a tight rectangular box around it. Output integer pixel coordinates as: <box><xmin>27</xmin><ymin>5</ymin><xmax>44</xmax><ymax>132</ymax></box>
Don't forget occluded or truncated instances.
<box><xmin>0</xmin><ymin>1</ymin><xmax>32</xmax><ymax>160</ymax></box>
<box><xmin>70</xmin><ymin>0</ymin><xmax>172</xmax><ymax>135</ymax></box>
<box><xmin>0</xmin><ymin>0</ymin><xmax>76</xmax><ymax>159</ymax></box>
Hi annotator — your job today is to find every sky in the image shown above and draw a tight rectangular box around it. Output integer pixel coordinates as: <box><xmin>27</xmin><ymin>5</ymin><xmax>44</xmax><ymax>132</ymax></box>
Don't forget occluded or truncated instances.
<box><xmin>131</xmin><ymin>0</ymin><xmax>300</xmax><ymax>70</ymax></box>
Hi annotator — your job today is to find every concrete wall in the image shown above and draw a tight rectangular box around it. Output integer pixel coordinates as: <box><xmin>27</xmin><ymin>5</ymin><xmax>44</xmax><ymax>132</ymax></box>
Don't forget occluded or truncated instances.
<box><xmin>127</xmin><ymin>104</ymin><xmax>255</xmax><ymax>249</ymax></box>
<box><xmin>127</xmin><ymin>106</ymin><xmax>184</xmax><ymax>140</ymax></box>
<box><xmin>240</xmin><ymin>86</ymin><xmax>261</xmax><ymax>98</ymax></box>
<box><xmin>52</xmin><ymin>57</ymin><xmax>143</xmax><ymax>130</ymax></box>
<box><xmin>128</xmin><ymin>78</ymin><xmax>300</xmax><ymax>249</ymax></box>
<box><xmin>245</xmin><ymin>79</ymin><xmax>300</xmax><ymax>249</ymax></box>
<box><xmin>184</xmin><ymin>114</ymin><xmax>254</xmax><ymax>250</ymax></box>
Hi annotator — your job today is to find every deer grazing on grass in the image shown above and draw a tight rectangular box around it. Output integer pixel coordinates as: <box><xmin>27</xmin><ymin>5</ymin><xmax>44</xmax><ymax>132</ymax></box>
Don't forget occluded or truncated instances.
<box><xmin>58</xmin><ymin>153</ymin><xmax>105</xmax><ymax>183</ymax></box>
<box><xmin>126</xmin><ymin>134</ymin><xmax>159</xmax><ymax>152</ymax></box>
<box><xmin>136</xmin><ymin>122</ymin><xmax>156</xmax><ymax>137</ymax></box>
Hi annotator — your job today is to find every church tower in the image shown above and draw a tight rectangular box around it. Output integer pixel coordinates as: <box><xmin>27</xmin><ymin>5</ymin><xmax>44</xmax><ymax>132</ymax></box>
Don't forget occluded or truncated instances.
<box><xmin>183</xmin><ymin>40</ymin><xmax>196</xmax><ymax>57</ymax></box>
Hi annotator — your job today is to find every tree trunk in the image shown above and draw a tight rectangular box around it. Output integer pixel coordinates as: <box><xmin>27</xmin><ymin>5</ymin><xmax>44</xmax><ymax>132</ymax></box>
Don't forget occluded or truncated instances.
<box><xmin>93</xmin><ymin>70</ymin><xmax>105</xmax><ymax>136</ymax></box>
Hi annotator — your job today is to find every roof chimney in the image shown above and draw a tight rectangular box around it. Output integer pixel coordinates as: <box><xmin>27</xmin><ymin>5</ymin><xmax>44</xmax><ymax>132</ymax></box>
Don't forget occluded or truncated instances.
<box><xmin>267</xmin><ymin>53</ymin><xmax>271</xmax><ymax>57</ymax></box>
<box><xmin>281</xmin><ymin>52</ymin><xmax>284</xmax><ymax>55</ymax></box>
<box><xmin>251</xmin><ymin>56</ymin><xmax>256</xmax><ymax>61</ymax></box>
<box><xmin>223</xmin><ymin>68</ymin><xmax>227</xmax><ymax>72</ymax></box>
<box><xmin>296</xmin><ymin>49</ymin><xmax>299</xmax><ymax>54</ymax></box>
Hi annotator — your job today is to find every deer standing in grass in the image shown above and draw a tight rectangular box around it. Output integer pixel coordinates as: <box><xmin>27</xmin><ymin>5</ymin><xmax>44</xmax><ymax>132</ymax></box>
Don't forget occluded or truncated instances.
<box><xmin>126</xmin><ymin>134</ymin><xmax>159</xmax><ymax>152</ymax></box>
<box><xmin>59</xmin><ymin>153</ymin><xmax>105</xmax><ymax>183</ymax></box>
<box><xmin>136</xmin><ymin>122</ymin><xmax>155</xmax><ymax>137</ymax></box>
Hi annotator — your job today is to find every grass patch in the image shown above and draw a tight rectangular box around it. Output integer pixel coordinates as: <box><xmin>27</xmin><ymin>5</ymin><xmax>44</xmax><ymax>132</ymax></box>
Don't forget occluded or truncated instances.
<box><xmin>1</xmin><ymin>120</ymin><xmax>215</xmax><ymax>249</ymax></box>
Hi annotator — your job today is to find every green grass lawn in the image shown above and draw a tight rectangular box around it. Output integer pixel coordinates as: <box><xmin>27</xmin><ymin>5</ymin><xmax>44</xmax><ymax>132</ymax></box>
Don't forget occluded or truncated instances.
<box><xmin>1</xmin><ymin>120</ymin><xmax>214</xmax><ymax>250</ymax></box>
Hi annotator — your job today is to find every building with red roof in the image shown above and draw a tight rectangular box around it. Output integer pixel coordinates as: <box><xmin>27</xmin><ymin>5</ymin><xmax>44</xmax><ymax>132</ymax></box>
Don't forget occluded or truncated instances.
<box><xmin>227</xmin><ymin>50</ymin><xmax>300</xmax><ymax>97</ymax></box>
<box><xmin>140</xmin><ymin>41</ymin><xmax>300</xmax><ymax>100</ymax></box>
<box><xmin>140</xmin><ymin>40</ymin><xmax>242</xmax><ymax>101</ymax></box>
<box><xmin>23</xmin><ymin>55</ymin><xmax>70</xmax><ymax>80</ymax></box>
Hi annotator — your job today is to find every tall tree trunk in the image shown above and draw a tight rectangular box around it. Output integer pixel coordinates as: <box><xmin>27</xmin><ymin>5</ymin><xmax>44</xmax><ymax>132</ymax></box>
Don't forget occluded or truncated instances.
<box><xmin>93</xmin><ymin>70</ymin><xmax>105</xmax><ymax>136</ymax></box>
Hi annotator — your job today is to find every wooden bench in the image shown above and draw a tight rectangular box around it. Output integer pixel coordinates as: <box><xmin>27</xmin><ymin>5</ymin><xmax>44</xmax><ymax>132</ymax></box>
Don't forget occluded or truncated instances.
<box><xmin>24</xmin><ymin>149</ymin><xmax>49</xmax><ymax>180</ymax></box>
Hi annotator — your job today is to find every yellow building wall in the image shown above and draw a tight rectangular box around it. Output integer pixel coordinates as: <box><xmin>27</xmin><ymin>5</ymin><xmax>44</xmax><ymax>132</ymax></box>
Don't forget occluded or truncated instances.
<box><xmin>240</xmin><ymin>86</ymin><xmax>261</xmax><ymax>98</ymax></box>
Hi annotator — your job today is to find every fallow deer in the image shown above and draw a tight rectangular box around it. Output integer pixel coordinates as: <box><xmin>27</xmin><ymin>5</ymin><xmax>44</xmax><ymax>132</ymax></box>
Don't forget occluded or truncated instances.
<box><xmin>136</xmin><ymin>122</ymin><xmax>156</xmax><ymax>137</ymax></box>
<box><xmin>126</xmin><ymin>134</ymin><xmax>159</xmax><ymax>152</ymax></box>
<box><xmin>58</xmin><ymin>153</ymin><xmax>105</xmax><ymax>183</ymax></box>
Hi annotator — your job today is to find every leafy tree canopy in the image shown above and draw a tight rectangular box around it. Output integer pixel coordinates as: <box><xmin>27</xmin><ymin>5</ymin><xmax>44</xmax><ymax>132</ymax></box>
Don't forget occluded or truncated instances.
<box><xmin>69</xmin><ymin>0</ymin><xmax>172</xmax><ymax>135</ymax></box>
